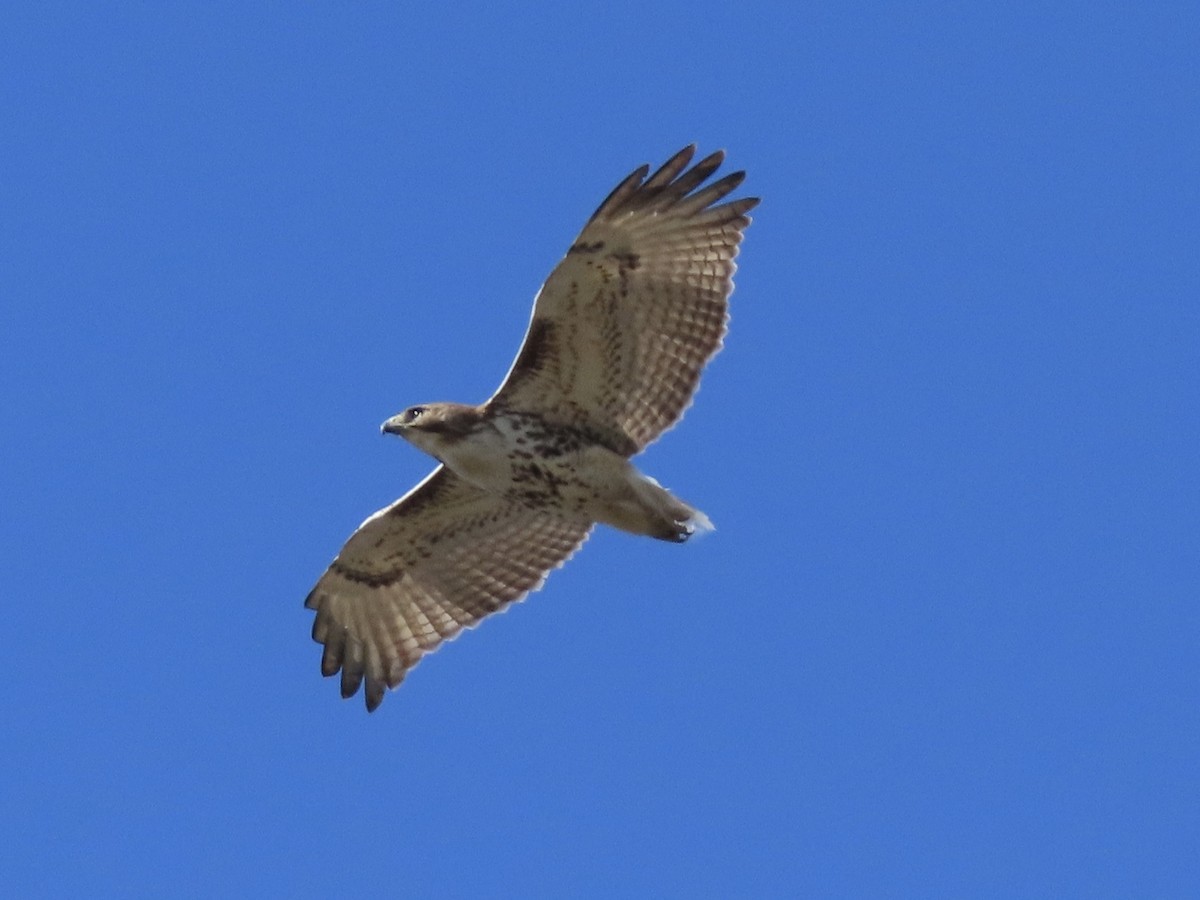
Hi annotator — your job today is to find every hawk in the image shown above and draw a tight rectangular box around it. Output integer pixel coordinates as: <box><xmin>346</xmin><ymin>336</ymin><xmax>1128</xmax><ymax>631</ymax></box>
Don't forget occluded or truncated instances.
<box><xmin>306</xmin><ymin>145</ymin><xmax>757</xmax><ymax>710</ymax></box>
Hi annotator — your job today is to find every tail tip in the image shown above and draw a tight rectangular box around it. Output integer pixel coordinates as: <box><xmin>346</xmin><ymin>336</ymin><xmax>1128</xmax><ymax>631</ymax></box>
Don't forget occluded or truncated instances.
<box><xmin>684</xmin><ymin>509</ymin><xmax>715</xmax><ymax>540</ymax></box>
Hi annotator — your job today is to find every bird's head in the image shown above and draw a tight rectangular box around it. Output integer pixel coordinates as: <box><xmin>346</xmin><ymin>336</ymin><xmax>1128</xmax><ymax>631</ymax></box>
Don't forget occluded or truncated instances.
<box><xmin>381</xmin><ymin>402</ymin><xmax>482</xmax><ymax>456</ymax></box>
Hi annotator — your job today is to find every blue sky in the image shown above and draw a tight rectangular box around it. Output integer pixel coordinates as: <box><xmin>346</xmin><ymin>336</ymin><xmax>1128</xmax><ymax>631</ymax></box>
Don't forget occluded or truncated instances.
<box><xmin>3</xmin><ymin>2</ymin><xmax>1197</xmax><ymax>896</ymax></box>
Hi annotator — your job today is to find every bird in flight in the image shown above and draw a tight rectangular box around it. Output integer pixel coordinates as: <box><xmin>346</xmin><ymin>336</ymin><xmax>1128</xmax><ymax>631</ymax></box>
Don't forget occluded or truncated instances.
<box><xmin>306</xmin><ymin>145</ymin><xmax>758</xmax><ymax>710</ymax></box>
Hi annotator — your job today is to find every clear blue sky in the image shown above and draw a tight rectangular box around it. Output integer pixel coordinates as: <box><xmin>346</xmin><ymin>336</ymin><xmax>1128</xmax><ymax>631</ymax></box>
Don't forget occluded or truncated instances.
<box><xmin>3</xmin><ymin>2</ymin><xmax>1197</xmax><ymax>896</ymax></box>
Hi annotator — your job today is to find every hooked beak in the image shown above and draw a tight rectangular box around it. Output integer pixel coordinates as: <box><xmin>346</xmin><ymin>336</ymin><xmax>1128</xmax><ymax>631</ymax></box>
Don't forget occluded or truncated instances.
<box><xmin>381</xmin><ymin>415</ymin><xmax>406</xmax><ymax>436</ymax></box>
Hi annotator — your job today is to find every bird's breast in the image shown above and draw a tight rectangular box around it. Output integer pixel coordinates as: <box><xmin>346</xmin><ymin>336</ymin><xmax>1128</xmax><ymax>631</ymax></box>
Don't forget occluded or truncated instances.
<box><xmin>436</xmin><ymin>428</ymin><xmax>515</xmax><ymax>491</ymax></box>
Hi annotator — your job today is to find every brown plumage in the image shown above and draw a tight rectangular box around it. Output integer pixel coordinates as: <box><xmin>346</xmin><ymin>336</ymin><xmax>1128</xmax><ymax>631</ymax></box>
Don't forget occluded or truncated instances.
<box><xmin>306</xmin><ymin>146</ymin><xmax>757</xmax><ymax>710</ymax></box>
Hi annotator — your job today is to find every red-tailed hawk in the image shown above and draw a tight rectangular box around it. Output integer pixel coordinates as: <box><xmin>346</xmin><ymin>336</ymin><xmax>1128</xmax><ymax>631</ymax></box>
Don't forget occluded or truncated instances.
<box><xmin>306</xmin><ymin>146</ymin><xmax>757</xmax><ymax>710</ymax></box>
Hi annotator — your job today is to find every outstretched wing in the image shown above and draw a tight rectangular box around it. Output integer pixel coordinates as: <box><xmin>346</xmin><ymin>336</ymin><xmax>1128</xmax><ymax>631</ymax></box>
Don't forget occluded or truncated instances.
<box><xmin>305</xmin><ymin>466</ymin><xmax>592</xmax><ymax>711</ymax></box>
<box><xmin>488</xmin><ymin>145</ymin><xmax>758</xmax><ymax>455</ymax></box>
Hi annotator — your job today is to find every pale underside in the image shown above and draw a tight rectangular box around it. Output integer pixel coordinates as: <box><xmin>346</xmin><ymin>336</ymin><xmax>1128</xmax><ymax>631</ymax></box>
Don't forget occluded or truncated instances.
<box><xmin>306</xmin><ymin>145</ymin><xmax>757</xmax><ymax>710</ymax></box>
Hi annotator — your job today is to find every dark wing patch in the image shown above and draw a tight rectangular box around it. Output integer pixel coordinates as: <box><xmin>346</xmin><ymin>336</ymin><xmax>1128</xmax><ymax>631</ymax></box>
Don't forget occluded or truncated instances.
<box><xmin>499</xmin><ymin>319</ymin><xmax>558</xmax><ymax>397</ymax></box>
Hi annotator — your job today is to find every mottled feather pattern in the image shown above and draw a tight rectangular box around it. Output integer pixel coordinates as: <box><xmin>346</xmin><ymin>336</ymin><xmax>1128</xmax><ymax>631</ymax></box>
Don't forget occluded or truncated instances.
<box><xmin>492</xmin><ymin>145</ymin><xmax>758</xmax><ymax>453</ymax></box>
<box><xmin>306</xmin><ymin>468</ymin><xmax>591</xmax><ymax>710</ymax></box>
<box><xmin>306</xmin><ymin>147</ymin><xmax>754</xmax><ymax>710</ymax></box>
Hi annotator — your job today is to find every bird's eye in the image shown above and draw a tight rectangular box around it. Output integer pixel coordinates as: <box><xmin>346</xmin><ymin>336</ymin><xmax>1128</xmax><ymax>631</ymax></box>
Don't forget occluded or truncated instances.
<box><xmin>404</xmin><ymin>406</ymin><xmax>426</xmax><ymax>424</ymax></box>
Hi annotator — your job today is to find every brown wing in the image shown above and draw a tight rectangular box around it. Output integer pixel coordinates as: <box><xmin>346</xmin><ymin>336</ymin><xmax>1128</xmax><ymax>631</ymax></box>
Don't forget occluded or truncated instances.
<box><xmin>488</xmin><ymin>145</ymin><xmax>758</xmax><ymax>455</ymax></box>
<box><xmin>305</xmin><ymin>466</ymin><xmax>592</xmax><ymax>711</ymax></box>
